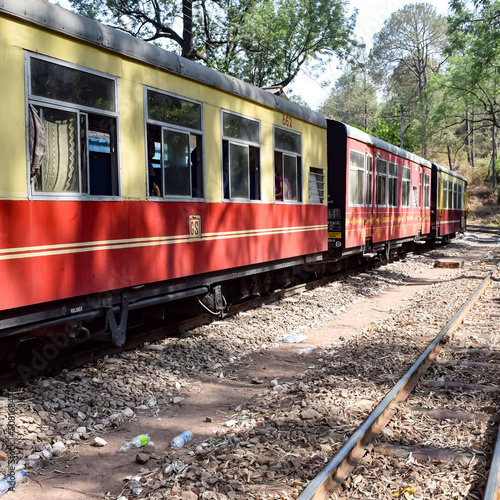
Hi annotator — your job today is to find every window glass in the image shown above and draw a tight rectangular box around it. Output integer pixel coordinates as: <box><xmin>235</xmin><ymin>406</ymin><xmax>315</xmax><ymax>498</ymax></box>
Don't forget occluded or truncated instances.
<box><xmin>30</xmin><ymin>58</ymin><xmax>115</xmax><ymax>111</ymax></box>
<box><xmin>223</xmin><ymin>113</ymin><xmax>259</xmax><ymax>143</ymax></box>
<box><xmin>274</xmin><ymin>126</ymin><xmax>301</xmax><ymax>203</ymax></box>
<box><xmin>424</xmin><ymin>173</ymin><xmax>431</xmax><ymax>208</ymax></box>
<box><xmin>222</xmin><ymin>112</ymin><xmax>260</xmax><ymax>201</ymax></box>
<box><xmin>163</xmin><ymin>129</ymin><xmax>191</xmax><ymax>196</ymax></box>
<box><xmin>284</xmin><ymin>155</ymin><xmax>298</xmax><ymax>201</ymax></box>
<box><xmin>388</xmin><ymin>162</ymin><xmax>398</xmax><ymax>207</ymax></box>
<box><xmin>401</xmin><ymin>167</ymin><xmax>411</xmax><ymax>207</ymax></box>
<box><xmin>146</xmin><ymin>89</ymin><xmax>203</xmax><ymax>199</ymax></box>
<box><xmin>229</xmin><ymin>143</ymin><xmax>249</xmax><ymax>199</ymax></box>
<box><xmin>448</xmin><ymin>179</ymin><xmax>453</xmax><ymax>208</ymax></box>
<box><xmin>275</xmin><ymin>128</ymin><xmax>301</xmax><ymax>153</ymax></box>
<box><xmin>376</xmin><ymin>158</ymin><xmax>387</xmax><ymax>206</ymax></box>
<box><xmin>147</xmin><ymin>90</ymin><xmax>201</xmax><ymax>130</ymax></box>
<box><xmin>366</xmin><ymin>155</ymin><xmax>373</xmax><ymax>206</ymax></box>
<box><xmin>349</xmin><ymin>150</ymin><xmax>364</xmax><ymax>206</ymax></box>
<box><xmin>29</xmin><ymin>56</ymin><xmax>119</xmax><ymax>197</ymax></box>
<box><xmin>33</xmin><ymin>107</ymin><xmax>79</xmax><ymax>193</ymax></box>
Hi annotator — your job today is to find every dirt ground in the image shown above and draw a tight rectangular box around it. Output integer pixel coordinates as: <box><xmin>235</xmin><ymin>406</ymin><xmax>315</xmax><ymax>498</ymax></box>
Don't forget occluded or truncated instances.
<box><xmin>8</xmin><ymin>239</ymin><xmax>495</xmax><ymax>500</ymax></box>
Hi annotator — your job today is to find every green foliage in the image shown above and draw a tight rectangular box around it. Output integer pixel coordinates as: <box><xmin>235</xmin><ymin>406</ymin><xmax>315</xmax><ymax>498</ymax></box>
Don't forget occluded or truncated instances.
<box><xmin>67</xmin><ymin>0</ymin><xmax>356</xmax><ymax>89</ymax></box>
<box><xmin>320</xmin><ymin>56</ymin><xmax>378</xmax><ymax>130</ymax></box>
<box><xmin>367</xmin><ymin>116</ymin><xmax>417</xmax><ymax>152</ymax></box>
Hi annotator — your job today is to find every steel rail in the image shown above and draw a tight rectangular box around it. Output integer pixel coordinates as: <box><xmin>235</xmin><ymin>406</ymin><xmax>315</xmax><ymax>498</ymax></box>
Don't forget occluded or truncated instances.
<box><xmin>298</xmin><ymin>260</ymin><xmax>500</xmax><ymax>500</ymax></box>
<box><xmin>484</xmin><ymin>391</ymin><xmax>500</xmax><ymax>499</ymax></box>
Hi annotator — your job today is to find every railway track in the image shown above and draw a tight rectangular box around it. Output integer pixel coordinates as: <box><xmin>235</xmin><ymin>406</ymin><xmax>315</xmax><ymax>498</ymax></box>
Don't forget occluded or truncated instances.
<box><xmin>299</xmin><ymin>257</ymin><xmax>500</xmax><ymax>499</ymax></box>
<box><xmin>0</xmin><ymin>253</ymin><xmax>409</xmax><ymax>390</ymax></box>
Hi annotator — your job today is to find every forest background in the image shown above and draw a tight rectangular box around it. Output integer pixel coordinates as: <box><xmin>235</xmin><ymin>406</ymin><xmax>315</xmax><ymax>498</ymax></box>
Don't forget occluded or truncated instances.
<box><xmin>50</xmin><ymin>0</ymin><xmax>500</xmax><ymax>225</ymax></box>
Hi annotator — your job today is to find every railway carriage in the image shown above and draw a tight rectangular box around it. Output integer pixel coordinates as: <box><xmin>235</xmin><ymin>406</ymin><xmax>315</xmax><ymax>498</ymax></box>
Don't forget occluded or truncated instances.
<box><xmin>326</xmin><ymin>121</ymin><xmax>435</xmax><ymax>259</ymax></box>
<box><xmin>0</xmin><ymin>0</ymin><xmax>327</xmax><ymax>350</ymax></box>
<box><xmin>0</xmin><ymin>0</ymin><xmax>468</xmax><ymax>369</ymax></box>
<box><xmin>433</xmin><ymin>164</ymin><xmax>468</xmax><ymax>241</ymax></box>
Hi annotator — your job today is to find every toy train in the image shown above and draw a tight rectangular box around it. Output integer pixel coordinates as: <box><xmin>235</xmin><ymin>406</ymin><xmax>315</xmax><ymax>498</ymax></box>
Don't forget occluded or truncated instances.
<box><xmin>0</xmin><ymin>0</ymin><xmax>467</xmax><ymax>365</ymax></box>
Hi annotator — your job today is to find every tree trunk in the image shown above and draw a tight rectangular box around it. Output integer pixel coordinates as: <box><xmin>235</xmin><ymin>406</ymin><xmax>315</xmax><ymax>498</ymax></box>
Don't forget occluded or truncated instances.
<box><xmin>182</xmin><ymin>0</ymin><xmax>194</xmax><ymax>59</ymax></box>
<box><xmin>447</xmin><ymin>145</ymin><xmax>453</xmax><ymax>171</ymax></box>
<box><xmin>492</xmin><ymin>124</ymin><xmax>498</xmax><ymax>192</ymax></box>
<box><xmin>399</xmin><ymin>104</ymin><xmax>404</xmax><ymax>149</ymax></box>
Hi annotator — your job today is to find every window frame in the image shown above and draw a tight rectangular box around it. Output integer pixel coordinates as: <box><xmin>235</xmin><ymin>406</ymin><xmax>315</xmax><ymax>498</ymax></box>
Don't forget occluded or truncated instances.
<box><xmin>424</xmin><ymin>172</ymin><xmax>431</xmax><ymax>209</ymax></box>
<box><xmin>273</xmin><ymin>125</ymin><xmax>302</xmax><ymax>203</ymax></box>
<box><xmin>145</xmin><ymin>87</ymin><xmax>204</xmax><ymax>201</ymax></box>
<box><xmin>26</xmin><ymin>53</ymin><xmax>121</xmax><ymax>200</ymax></box>
<box><xmin>388</xmin><ymin>162</ymin><xmax>398</xmax><ymax>208</ymax></box>
<box><xmin>401</xmin><ymin>166</ymin><xmax>411</xmax><ymax>208</ymax></box>
<box><xmin>222</xmin><ymin>110</ymin><xmax>261</xmax><ymax>202</ymax></box>
<box><xmin>348</xmin><ymin>149</ymin><xmax>365</xmax><ymax>207</ymax></box>
<box><xmin>366</xmin><ymin>154</ymin><xmax>373</xmax><ymax>207</ymax></box>
<box><xmin>375</xmin><ymin>157</ymin><xmax>388</xmax><ymax>207</ymax></box>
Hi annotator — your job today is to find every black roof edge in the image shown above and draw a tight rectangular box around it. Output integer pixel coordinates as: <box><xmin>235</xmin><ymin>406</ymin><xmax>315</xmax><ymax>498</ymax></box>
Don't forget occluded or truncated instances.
<box><xmin>0</xmin><ymin>0</ymin><xmax>327</xmax><ymax>129</ymax></box>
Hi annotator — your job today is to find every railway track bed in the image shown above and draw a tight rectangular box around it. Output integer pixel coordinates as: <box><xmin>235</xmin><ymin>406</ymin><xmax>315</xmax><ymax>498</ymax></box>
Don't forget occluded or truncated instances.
<box><xmin>1</xmin><ymin>230</ymin><xmax>499</xmax><ymax>500</ymax></box>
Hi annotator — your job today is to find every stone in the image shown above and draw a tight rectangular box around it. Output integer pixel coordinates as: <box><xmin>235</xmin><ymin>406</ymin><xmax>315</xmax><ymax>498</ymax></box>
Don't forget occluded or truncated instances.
<box><xmin>135</xmin><ymin>453</ymin><xmax>150</xmax><ymax>464</ymax></box>
<box><xmin>142</xmin><ymin>444</ymin><xmax>155</xmax><ymax>454</ymax></box>
<box><xmin>94</xmin><ymin>437</ymin><xmax>108</xmax><ymax>447</ymax></box>
<box><xmin>300</xmin><ymin>408</ymin><xmax>323</xmax><ymax>420</ymax></box>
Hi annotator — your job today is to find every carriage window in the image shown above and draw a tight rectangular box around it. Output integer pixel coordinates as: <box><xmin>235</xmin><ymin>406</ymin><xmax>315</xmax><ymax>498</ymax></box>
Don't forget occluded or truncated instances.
<box><xmin>222</xmin><ymin>112</ymin><xmax>260</xmax><ymax>200</ymax></box>
<box><xmin>28</xmin><ymin>55</ymin><xmax>119</xmax><ymax>196</ymax></box>
<box><xmin>146</xmin><ymin>89</ymin><xmax>203</xmax><ymax>198</ymax></box>
<box><xmin>309</xmin><ymin>167</ymin><xmax>324</xmax><ymax>204</ymax></box>
<box><xmin>448</xmin><ymin>179</ymin><xmax>453</xmax><ymax>208</ymax></box>
<box><xmin>348</xmin><ymin>150</ymin><xmax>364</xmax><ymax>206</ymax></box>
<box><xmin>376</xmin><ymin>158</ymin><xmax>387</xmax><ymax>206</ymax></box>
<box><xmin>274</xmin><ymin>127</ymin><xmax>302</xmax><ymax>202</ymax></box>
<box><xmin>424</xmin><ymin>173</ymin><xmax>431</xmax><ymax>208</ymax></box>
<box><xmin>453</xmin><ymin>181</ymin><xmax>459</xmax><ymax>209</ymax></box>
<box><xmin>412</xmin><ymin>186</ymin><xmax>419</xmax><ymax>207</ymax></box>
<box><xmin>401</xmin><ymin>167</ymin><xmax>411</xmax><ymax>207</ymax></box>
<box><xmin>366</xmin><ymin>155</ymin><xmax>373</xmax><ymax>206</ymax></box>
<box><xmin>388</xmin><ymin>162</ymin><xmax>398</xmax><ymax>207</ymax></box>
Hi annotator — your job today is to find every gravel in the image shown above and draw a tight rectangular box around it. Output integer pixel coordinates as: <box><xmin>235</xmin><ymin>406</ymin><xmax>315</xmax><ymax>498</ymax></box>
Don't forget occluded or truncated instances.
<box><xmin>0</xmin><ymin>231</ymin><xmax>498</xmax><ymax>499</ymax></box>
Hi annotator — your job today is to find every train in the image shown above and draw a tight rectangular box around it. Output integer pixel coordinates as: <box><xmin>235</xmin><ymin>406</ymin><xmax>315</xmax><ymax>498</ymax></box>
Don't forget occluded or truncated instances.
<box><xmin>0</xmin><ymin>0</ymin><xmax>467</xmax><ymax>370</ymax></box>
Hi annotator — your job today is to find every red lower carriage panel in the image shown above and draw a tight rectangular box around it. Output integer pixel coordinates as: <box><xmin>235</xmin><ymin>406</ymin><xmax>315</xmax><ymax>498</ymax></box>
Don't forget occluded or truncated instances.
<box><xmin>0</xmin><ymin>200</ymin><xmax>327</xmax><ymax>311</ymax></box>
<box><xmin>344</xmin><ymin>207</ymin><xmax>431</xmax><ymax>249</ymax></box>
<box><xmin>438</xmin><ymin>209</ymin><xmax>466</xmax><ymax>236</ymax></box>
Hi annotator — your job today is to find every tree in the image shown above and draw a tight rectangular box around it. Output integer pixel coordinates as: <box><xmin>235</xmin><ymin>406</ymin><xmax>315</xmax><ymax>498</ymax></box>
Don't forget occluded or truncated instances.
<box><xmin>66</xmin><ymin>0</ymin><xmax>356</xmax><ymax>89</ymax></box>
<box><xmin>369</xmin><ymin>3</ymin><xmax>448</xmax><ymax>156</ymax></box>
<box><xmin>428</xmin><ymin>0</ymin><xmax>500</xmax><ymax>189</ymax></box>
<box><xmin>320</xmin><ymin>56</ymin><xmax>378</xmax><ymax>131</ymax></box>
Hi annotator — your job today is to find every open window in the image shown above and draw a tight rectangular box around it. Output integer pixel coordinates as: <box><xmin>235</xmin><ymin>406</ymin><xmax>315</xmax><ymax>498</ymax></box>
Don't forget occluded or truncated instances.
<box><xmin>274</xmin><ymin>126</ymin><xmax>302</xmax><ymax>202</ymax></box>
<box><xmin>28</xmin><ymin>54</ymin><xmax>119</xmax><ymax>197</ymax></box>
<box><xmin>222</xmin><ymin>111</ymin><xmax>261</xmax><ymax>201</ymax></box>
<box><xmin>146</xmin><ymin>89</ymin><xmax>203</xmax><ymax>199</ymax></box>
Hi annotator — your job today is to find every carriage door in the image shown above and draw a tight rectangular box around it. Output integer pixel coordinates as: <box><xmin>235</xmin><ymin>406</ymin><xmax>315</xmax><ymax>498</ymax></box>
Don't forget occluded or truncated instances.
<box><xmin>365</xmin><ymin>153</ymin><xmax>374</xmax><ymax>241</ymax></box>
<box><xmin>418</xmin><ymin>168</ymin><xmax>424</xmax><ymax>235</ymax></box>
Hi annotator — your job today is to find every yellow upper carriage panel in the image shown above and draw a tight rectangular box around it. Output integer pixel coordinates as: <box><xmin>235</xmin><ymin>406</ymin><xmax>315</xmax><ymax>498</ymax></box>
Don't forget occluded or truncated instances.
<box><xmin>0</xmin><ymin>0</ymin><xmax>327</xmax><ymax>204</ymax></box>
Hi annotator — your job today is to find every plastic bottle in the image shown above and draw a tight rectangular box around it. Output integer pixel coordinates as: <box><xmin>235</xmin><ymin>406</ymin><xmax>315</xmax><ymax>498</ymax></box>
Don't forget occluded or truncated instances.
<box><xmin>118</xmin><ymin>433</ymin><xmax>150</xmax><ymax>452</ymax></box>
<box><xmin>0</xmin><ymin>471</ymin><xmax>26</xmax><ymax>496</ymax></box>
<box><xmin>171</xmin><ymin>431</ymin><xmax>193</xmax><ymax>449</ymax></box>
